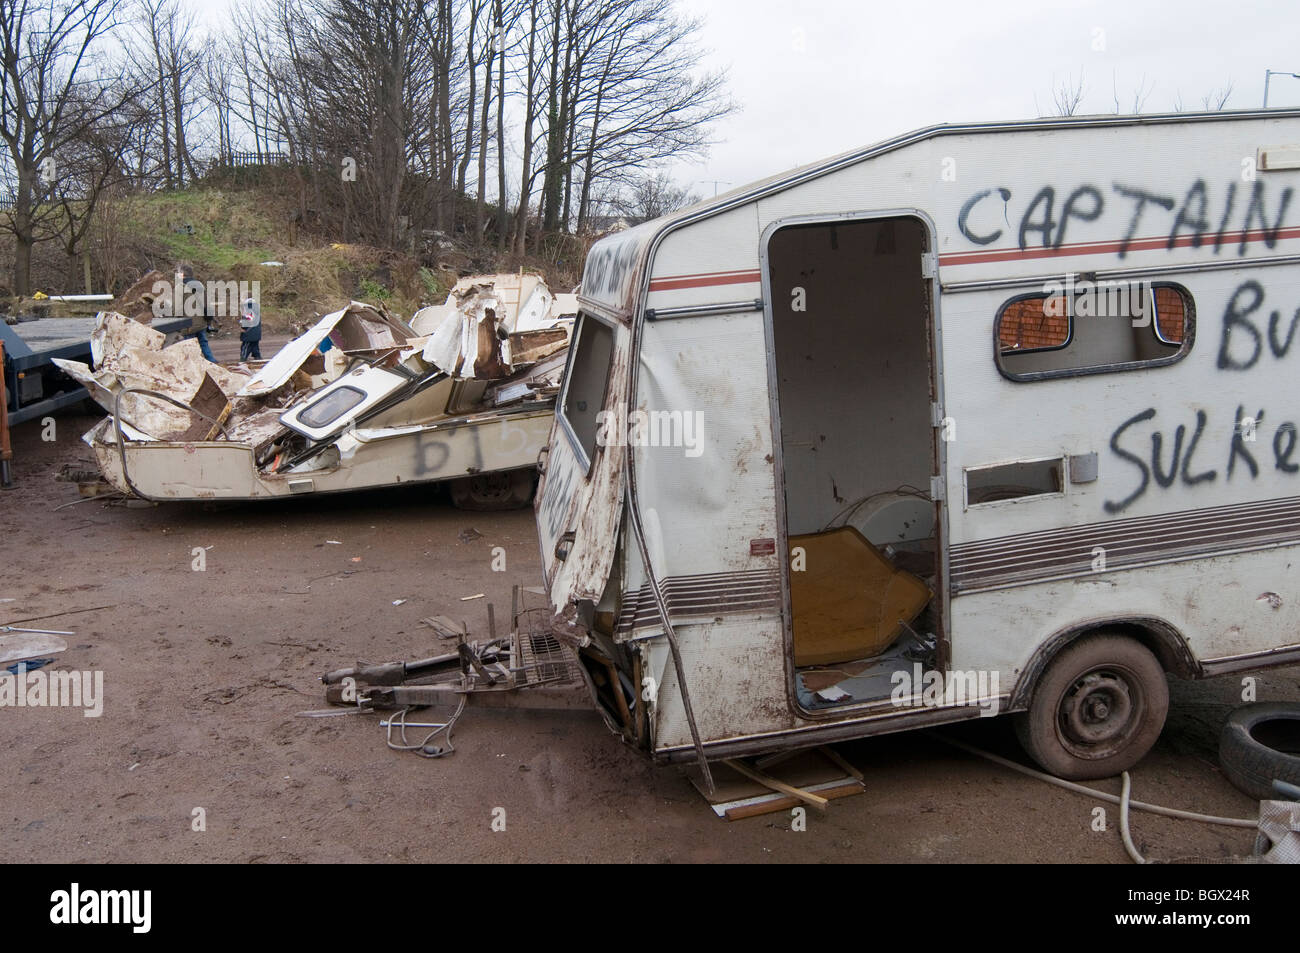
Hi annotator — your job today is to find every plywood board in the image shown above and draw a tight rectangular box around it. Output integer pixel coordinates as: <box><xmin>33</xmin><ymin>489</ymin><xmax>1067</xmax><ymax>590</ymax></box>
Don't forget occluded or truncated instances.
<box><xmin>790</xmin><ymin>526</ymin><xmax>930</xmax><ymax>667</ymax></box>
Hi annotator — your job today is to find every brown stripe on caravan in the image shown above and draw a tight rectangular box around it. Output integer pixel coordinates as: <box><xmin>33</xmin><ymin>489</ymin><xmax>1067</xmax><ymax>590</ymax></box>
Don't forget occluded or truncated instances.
<box><xmin>616</xmin><ymin>569</ymin><xmax>781</xmax><ymax>633</ymax></box>
<box><xmin>951</xmin><ymin>495</ymin><xmax>1300</xmax><ymax>593</ymax></box>
<box><xmin>647</xmin><ymin>269</ymin><xmax>762</xmax><ymax>292</ymax></box>
<box><xmin>938</xmin><ymin>225</ymin><xmax>1300</xmax><ymax>266</ymax></box>
<box><xmin>642</xmin><ymin>227</ymin><xmax>1300</xmax><ymax>292</ymax></box>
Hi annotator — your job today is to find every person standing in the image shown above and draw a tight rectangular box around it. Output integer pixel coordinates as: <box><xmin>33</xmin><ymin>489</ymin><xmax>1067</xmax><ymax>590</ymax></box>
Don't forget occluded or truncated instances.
<box><xmin>239</xmin><ymin>296</ymin><xmax>262</xmax><ymax>361</ymax></box>
<box><xmin>178</xmin><ymin>264</ymin><xmax>216</xmax><ymax>362</ymax></box>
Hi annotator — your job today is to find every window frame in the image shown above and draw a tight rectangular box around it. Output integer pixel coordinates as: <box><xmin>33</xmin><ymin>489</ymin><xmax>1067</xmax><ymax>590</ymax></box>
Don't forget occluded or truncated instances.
<box><xmin>994</xmin><ymin>291</ymin><xmax>1075</xmax><ymax>355</ymax></box>
<box><xmin>994</xmin><ymin>280</ymin><xmax>1196</xmax><ymax>383</ymax></box>
<box><xmin>556</xmin><ymin>309</ymin><xmax>617</xmax><ymax>476</ymax></box>
<box><xmin>1151</xmin><ymin>285</ymin><xmax>1187</xmax><ymax>347</ymax></box>
<box><xmin>297</xmin><ymin>384</ymin><xmax>366</xmax><ymax>429</ymax></box>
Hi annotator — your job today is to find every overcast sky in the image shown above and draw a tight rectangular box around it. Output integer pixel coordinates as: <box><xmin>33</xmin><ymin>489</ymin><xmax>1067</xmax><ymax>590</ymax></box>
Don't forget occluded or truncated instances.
<box><xmin>183</xmin><ymin>0</ymin><xmax>1300</xmax><ymax>199</ymax></box>
<box><xmin>671</xmin><ymin>0</ymin><xmax>1300</xmax><ymax>195</ymax></box>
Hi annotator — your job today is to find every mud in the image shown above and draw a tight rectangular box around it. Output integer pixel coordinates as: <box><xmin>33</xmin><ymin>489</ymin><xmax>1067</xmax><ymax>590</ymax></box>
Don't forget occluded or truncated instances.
<box><xmin>1</xmin><ymin>403</ymin><xmax>1296</xmax><ymax>863</ymax></box>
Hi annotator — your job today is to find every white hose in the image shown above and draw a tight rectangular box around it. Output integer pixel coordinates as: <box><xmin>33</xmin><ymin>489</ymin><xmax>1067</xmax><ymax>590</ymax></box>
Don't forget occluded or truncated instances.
<box><xmin>936</xmin><ymin>734</ymin><xmax>1256</xmax><ymax>828</ymax></box>
<box><xmin>1119</xmin><ymin>771</ymin><xmax>1147</xmax><ymax>864</ymax></box>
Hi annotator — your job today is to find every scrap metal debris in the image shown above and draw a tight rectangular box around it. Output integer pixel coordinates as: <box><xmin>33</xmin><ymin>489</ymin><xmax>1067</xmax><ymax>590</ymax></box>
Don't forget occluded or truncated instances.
<box><xmin>320</xmin><ymin>586</ymin><xmax>582</xmax><ymax>759</ymax></box>
<box><xmin>62</xmin><ymin>273</ymin><xmax>574</xmax><ymax>502</ymax></box>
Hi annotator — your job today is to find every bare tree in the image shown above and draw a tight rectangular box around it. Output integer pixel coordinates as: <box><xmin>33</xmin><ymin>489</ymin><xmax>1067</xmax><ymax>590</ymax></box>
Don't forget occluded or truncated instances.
<box><xmin>203</xmin><ymin>49</ymin><xmax>236</xmax><ymax>166</ymax></box>
<box><xmin>1170</xmin><ymin>82</ymin><xmax>1234</xmax><ymax>114</ymax></box>
<box><xmin>494</xmin><ymin>0</ymin><xmax>516</xmax><ymax>246</ymax></box>
<box><xmin>1112</xmin><ymin>71</ymin><xmax>1154</xmax><ymax>114</ymax></box>
<box><xmin>50</xmin><ymin>88</ymin><xmax>142</xmax><ymax>291</ymax></box>
<box><xmin>511</xmin><ymin>0</ymin><xmax>542</xmax><ymax>256</ymax></box>
<box><xmin>1201</xmin><ymin>82</ymin><xmax>1234</xmax><ymax>111</ymax></box>
<box><xmin>203</xmin><ymin>0</ymin><xmax>732</xmax><ymax>258</ymax></box>
<box><xmin>1051</xmin><ymin>69</ymin><xmax>1086</xmax><ymax>117</ymax></box>
<box><xmin>0</xmin><ymin>0</ymin><xmax>140</xmax><ymax>294</ymax></box>
<box><xmin>163</xmin><ymin>1</ymin><xmax>198</xmax><ymax>184</ymax></box>
<box><xmin>612</xmin><ymin>169</ymin><xmax>696</xmax><ymax>223</ymax></box>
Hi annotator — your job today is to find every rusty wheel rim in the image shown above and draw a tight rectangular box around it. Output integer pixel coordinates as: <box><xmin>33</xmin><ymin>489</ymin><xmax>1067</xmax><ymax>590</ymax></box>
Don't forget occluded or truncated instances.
<box><xmin>1056</xmin><ymin>667</ymin><xmax>1143</xmax><ymax>760</ymax></box>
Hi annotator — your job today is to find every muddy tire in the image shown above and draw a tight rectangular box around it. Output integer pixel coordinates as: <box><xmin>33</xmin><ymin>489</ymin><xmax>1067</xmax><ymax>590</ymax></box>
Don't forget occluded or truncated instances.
<box><xmin>1014</xmin><ymin>634</ymin><xmax>1169</xmax><ymax>780</ymax></box>
<box><xmin>447</xmin><ymin>469</ymin><xmax>535</xmax><ymax>510</ymax></box>
<box><xmin>1218</xmin><ymin>702</ymin><xmax>1300</xmax><ymax>800</ymax></box>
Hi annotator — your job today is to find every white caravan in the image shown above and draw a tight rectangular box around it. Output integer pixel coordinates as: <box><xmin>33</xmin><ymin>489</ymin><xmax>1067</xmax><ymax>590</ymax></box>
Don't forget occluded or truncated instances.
<box><xmin>535</xmin><ymin>109</ymin><xmax>1300</xmax><ymax>782</ymax></box>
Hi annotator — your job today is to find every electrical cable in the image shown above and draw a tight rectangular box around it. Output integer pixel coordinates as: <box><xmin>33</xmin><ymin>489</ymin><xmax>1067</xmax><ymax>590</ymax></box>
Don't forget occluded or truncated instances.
<box><xmin>385</xmin><ymin>695</ymin><xmax>468</xmax><ymax>759</ymax></box>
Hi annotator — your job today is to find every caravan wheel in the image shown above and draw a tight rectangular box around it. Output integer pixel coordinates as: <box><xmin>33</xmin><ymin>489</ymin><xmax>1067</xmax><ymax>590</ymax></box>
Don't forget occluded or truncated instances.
<box><xmin>1014</xmin><ymin>634</ymin><xmax>1169</xmax><ymax>780</ymax></box>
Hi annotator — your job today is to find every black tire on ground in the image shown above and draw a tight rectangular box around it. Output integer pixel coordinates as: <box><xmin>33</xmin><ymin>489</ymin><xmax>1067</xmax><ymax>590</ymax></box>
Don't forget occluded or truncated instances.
<box><xmin>1014</xmin><ymin>633</ymin><xmax>1169</xmax><ymax>780</ymax></box>
<box><xmin>447</xmin><ymin>469</ymin><xmax>536</xmax><ymax>511</ymax></box>
<box><xmin>1218</xmin><ymin>702</ymin><xmax>1300</xmax><ymax>800</ymax></box>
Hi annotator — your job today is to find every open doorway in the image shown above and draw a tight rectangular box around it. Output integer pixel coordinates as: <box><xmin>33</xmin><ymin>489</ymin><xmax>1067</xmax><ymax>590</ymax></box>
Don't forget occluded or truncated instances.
<box><xmin>766</xmin><ymin>215</ymin><xmax>944</xmax><ymax>712</ymax></box>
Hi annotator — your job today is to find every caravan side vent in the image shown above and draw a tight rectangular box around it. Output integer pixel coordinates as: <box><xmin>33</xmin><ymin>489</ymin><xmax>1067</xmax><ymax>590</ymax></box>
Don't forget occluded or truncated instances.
<box><xmin>965</xmin><ymin>458</ymin><xmax>1065</xmax><ymax>507</ymax></box>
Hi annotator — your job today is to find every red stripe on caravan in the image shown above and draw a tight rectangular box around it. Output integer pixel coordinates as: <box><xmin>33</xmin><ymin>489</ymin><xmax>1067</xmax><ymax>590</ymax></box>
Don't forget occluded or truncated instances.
<box><xmin>648</xmin><ymin>269</ymin><xmax>762</xmax><ymax>292</ymax></box>
<box><xmin>646</xmin><ymin>224</ymin><xmax>1300</xmax><ymax>290</ymax></box>
<box><xmin>938</xmin><ymin>225</ymin><xmax>1300</xmax><ymax>266</ymax></box>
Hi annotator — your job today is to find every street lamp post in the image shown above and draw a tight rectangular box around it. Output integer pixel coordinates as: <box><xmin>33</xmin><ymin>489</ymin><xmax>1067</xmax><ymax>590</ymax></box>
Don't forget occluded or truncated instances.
<box><xmin>1264</xmin><ymin>70</ymin><xmax>1300</xmax><ymax>108</ymax></box>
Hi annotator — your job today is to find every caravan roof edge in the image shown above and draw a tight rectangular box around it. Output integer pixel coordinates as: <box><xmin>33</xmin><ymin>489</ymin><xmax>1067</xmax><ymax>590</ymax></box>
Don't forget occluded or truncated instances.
<box><xmin>651</xmin><ymin>107</ymin><xmax>1300</xmax><ymax>240</ymax></box>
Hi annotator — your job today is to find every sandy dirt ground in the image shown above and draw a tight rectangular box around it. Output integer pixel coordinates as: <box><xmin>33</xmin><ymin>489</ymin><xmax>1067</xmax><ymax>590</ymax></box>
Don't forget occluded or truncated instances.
<box><xmin>2</xmin><ymin>376</ymin><xmax>1298</xmax><ymax>863</ymax></box>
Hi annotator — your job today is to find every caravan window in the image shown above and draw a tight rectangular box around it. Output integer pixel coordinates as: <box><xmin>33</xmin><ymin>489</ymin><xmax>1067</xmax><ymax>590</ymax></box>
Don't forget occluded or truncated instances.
<box><xmin>559</xmin><ymin>312</ymin><xmax>615</xmax><ymax>469</ymax></box>
<box><xmin>996</xmin><ymin>281</ymin><xmax>1193</xmax><ymax>381</ymax></box>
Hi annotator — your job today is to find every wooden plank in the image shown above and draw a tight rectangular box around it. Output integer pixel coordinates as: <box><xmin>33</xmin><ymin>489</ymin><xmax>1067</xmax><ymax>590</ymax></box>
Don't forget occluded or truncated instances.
<box><xmin>723</xmin><ymin>781</ymin><xmax>863</xmax><ymax>821</ymax></box>
<box><xmin>723</xmin><ymin>758</ymin><xmax>829</xmax><ymax>810</ymax></box>
<box><xmin>600</xmin><ymin>656</ymin><xmax>633</xmax><ymax>729</ymax></box>
<box><xmin>419</xmin><ymin>615</ymin><xmax>467</xmax><ymax>639</ymax></box>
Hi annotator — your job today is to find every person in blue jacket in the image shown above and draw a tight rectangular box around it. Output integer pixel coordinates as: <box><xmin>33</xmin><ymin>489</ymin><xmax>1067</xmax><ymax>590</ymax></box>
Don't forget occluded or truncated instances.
<box><xmin>239</xmin><ymin>296</ymin><xmax>262</xmax><ymax>361</ymax></box>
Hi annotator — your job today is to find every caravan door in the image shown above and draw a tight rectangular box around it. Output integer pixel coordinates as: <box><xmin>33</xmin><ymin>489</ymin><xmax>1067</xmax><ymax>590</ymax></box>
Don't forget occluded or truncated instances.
<box><xmin>762</xmin><ymin>212</ymin><xmax>950</xmax><ymax>713</ymax></box>
<box><xmin>536</xmin><ymin>227</ymin><xmax>653</xmax><ymax>612</ymax></box>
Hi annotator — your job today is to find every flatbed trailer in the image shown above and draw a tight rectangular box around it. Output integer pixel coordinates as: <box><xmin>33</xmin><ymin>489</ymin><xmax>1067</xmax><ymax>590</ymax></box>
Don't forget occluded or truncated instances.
<box><xmin>0</xmin><ymin>314</ymin><xmax>190</xmax><ymax>425</ymax></box>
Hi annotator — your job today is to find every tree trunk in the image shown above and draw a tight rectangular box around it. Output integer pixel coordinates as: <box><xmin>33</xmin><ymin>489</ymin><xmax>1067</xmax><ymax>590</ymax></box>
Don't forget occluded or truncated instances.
<box><xmin>172</xmin><ymin>65</ymin><xmax>189</xmax><ymax>187</ymax></box>
<box><xmin>158</xmin><ymin>64</ymin><xmax>173</xmax><ymax>187</ymax></box>
<box><xmin>457</xmin><ymin>2</ymin><xmax>481</xmax><ymax>204</ymax></box>
<box><xmin>13</xmin><ymin>233</ymin><xmax>32</xmax><ymax>297</ymax></box>
<box><xmin>438</xmin><ymin>0</ymin><xmax>455</xmax><ymax>230</ymax></box>
<box><xmin>560</xmin><ymin>54</ymin><xmax>581</xmax><ymax>235</ymax></box>
<box><xmin>495</xmin><ymin>0</ymin><xmax>508</xmax><ymax>249</ymax></box>
<box><xmin>539</xmin><ymin>0</ymin><xmax>564</xmax><ymax>235</ymax></box>
<box><xmin>475</xmin><ymin>15</ymin><xmax>492</xmax><ymax>244</ymax></box>
<box><xmin>576</xmin><ymin>93</ymin><xmax>603</xmax><ymax>234</ymax></box>
<box><xmin>512</xmin><ymin>0</ymin><xmax>540</xmax><ymax>257</ymax></box>
<box><xmin>11</xmin><ymin>160</ymin><xmax>35</xmax><ymax>295</ymax></box>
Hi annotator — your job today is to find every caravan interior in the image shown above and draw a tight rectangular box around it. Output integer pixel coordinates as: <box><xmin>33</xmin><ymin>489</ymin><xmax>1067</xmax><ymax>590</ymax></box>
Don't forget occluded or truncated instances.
<box><xmin>767</xmin><ymin>216</ymin><xmax>943</xmax><ymax>711</ymax></box>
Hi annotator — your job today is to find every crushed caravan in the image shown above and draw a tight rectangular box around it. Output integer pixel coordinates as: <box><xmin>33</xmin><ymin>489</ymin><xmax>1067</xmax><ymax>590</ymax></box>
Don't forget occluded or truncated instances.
<box><xmin>64</xmin><ymin>273</ymin><xmax>575</xmax><ymax>508</ymax></box>
<box><xmin>536</xmin><ymin>108</ymin><xmax>1300</xmax><ymax>784</ymax></box>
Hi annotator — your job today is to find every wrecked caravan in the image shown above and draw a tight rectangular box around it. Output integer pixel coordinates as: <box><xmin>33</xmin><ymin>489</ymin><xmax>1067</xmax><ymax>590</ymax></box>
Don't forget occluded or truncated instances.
<box><xmin>537</xmin><ymin>109</ymin><xmax>1300</xmax><ymax>781</ymax></box>
<box><xmin>66</xmin><ymin>274</ymin><xmax>574</xmax><ymax>508</ymax></box>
